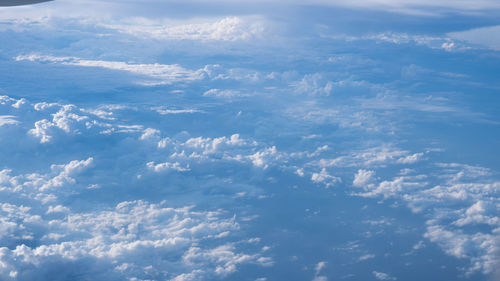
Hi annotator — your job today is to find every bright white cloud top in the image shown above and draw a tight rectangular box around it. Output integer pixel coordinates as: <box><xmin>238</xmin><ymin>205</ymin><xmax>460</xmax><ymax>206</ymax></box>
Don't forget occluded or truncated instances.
<box><xmin>0</xmin><ymin>0</ymin><xmax>499</xmax><ymax>281</ymax></box>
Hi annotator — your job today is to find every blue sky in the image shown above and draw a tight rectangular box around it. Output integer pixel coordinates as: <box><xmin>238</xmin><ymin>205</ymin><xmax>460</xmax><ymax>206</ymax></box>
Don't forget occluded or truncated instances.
<box><xmin>0</xmin><ymin>1</ymin><xmax>499</xmax><ymax>281</ymax></box>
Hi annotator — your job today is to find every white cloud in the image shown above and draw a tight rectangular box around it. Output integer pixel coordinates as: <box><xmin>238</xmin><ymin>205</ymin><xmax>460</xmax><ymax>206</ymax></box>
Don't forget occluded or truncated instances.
<box><xmin>0</xmin><ymin>116</ymin><xmax>20</xmax><ymax>127</ymax></box>
<box><xmin>358</xmin><ymin>254</ymin><xmax>376</xmax><ymax>261</ymax></box>
<box><xmin>373</xmin><ymin>271</ymin><xmax>396</xmax><ymax>280</ymax></box>
<box><xmin>316</xmin><ymin>146</ymin><xmax>425</xmax><ymax>168</ymax></box>
<box><xmin>101</xmin><ymin>16</ymin><xmax>266</xmax><ymax>41</ymax></box>
<box><xmin>0</xmin><ymin>155</ymin><xmax>269</xmax><ymax>280</ymax></box>
<box><xmin>293</xmin><ymin>74</ymin><xmax>334</xmax><ymax>96</ymax></box>
<box><xmin>353</xmin><ymin>169</ymin><xmax>375</xmax><ymax>187</ymax></box>
<box><xmin>312</xmin><ymin>261</ymin><xmax>328</xmax><ymax>281</ymax></box>
<box><xmin>42</xmin><ymin>157</ymin><xmax>94</xmax><ymax>191</ymax></box>
<box><xmin>0</xmin><ymin>157</ymin><xmax>94</xmax><ymax>202</ymax></box>
<box><xmin>311</xmin><ymin>168</ymin><xmax>341</xmax><ymax>188</ymax></box>
<box><xmin>0</xmin><ymin>200</ymin><xmax>267</xmax><ymax>280</ymax></box>
<box><xmin>140</xmin><ymin>128</ymin><xmax>161</xmax><ymax>141</ymax></box>
<box><xmin>203</xmin><ymin>89</ymin><xmax>246</xmax><ymax>98</ymax></box>
<box><xmin>147</xmin><ymin>161</ymin><xmax>191</xmax><ymax>172</ymax></box>
<box><xmin>11</xmin><ymin>99</ymin><xmax>149</xmax><ymax>143</ymax></box>
<box><xmin>46</xmin><ymin>205</ymin><xmax>70</xmax><ymax>214</ymax></box>
<box><xmin>153</xmin><ymin>108</ymin><xmax>204</xmax><ymax>115</ymax></box>
<box><xmin>315</xmin><ymin>261</ymin><xmax>327</xmax><ymax>274</ymax></box>
<box><xmin>348</xmin><ymin>159</ymin><xmax>500</xmax><ymax>275</ymax></box>
<box><xmin>453</xmin><ymin>201</ymin><xmax>500</xmax><ymax>227</ymax></box>
<box><xmin>247</xmin><ymin>146</ymin><xmax>278</xmax><ymax>169</ymax></box>
<box><xmin>397</xmin><ymin>153</ymin><xmax>424</xmax><ymax>164</ymax></box>
<box><xmin>15</xmin><ymin>54</ymin><xmax>207</xmax><ymax>86</ymax></box>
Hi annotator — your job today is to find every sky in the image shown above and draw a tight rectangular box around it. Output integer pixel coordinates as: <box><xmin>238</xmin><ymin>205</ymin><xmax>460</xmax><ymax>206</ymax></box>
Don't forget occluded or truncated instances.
<box><xmin>0</xmin><ymin>0</ymin><xmax>499</xmax><ymax>281</ymax></box>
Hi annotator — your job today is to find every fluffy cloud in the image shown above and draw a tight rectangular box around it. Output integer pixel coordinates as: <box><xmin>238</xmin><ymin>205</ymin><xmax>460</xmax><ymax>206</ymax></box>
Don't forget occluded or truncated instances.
<box><xmin>0</xmin><ymin>200</ymin><xmax>267</xmax><ymax>281</ymax></box>
<box><xmin>100</xmin><ymin>16</ymin><xmax>266</xmax><ymax>41</ymax></box>
<box><xmin>349</xmin><ymin>161</ymin><xmax>500</xmax><ymax>275</ymax></box>
<box><xmin>147</xmin><ymin>161</ymin><xmax>191</xmax><ymax>172</ymax></box>
<box><xmin>152</xmin><ymin>133</ymin><xmax>282</xmax><ymax>170</ymax></box>
<box><xmin>2</xmin><ymin>5</ymin><xmax>499</xmax><ymax>279</ymax></box>
<box><xmin>0</xmin><ymin>160</ymin><xmax>270</xmax><ymax>280</ymax></box>
<box><xmin>311</xmin><ymin>168</ymin><xmax>341</xmax><ymax>188</ymax></box>
<box><xmin>353</xmin><ymin>169</ymin><xmax>375</xmax><ymax>187</ymax></box>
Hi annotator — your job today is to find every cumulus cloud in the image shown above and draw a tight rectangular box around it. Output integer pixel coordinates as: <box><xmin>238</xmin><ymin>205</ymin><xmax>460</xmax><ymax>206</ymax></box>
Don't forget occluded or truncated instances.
<box><xmin>1</xmin><ymin>3</ymin><xmax>499</xmax><ymax>278</ymax></box>
<box><xmin>353</xmin><ymin>169</ymin><xmax>375</xmax><ymax>187</ymax></box>
<box><xmin>26</xmin><ymin>102</ymin><xmax>144</xmax><ymax>143</ymax></box>
<box><xmin>101</xmin><ymin>16</ymin><xmax>266</xmax><ymax>41</ymax></box>
<box><xmin>0</xmin><ymin>157</ymin><xmax>269</xmax><ymax>281</ymax></box>
<box><xmin>0</xmin><ymin>96</ymin><xmax>277</xmax><ymax>280</ymax></box>
<box><xmin>147</xmin><ymin>161</ymin><xmax>191</xmax><ymax>172</ymax></box>
<box><xmin>311</xmin><ymin>168</ymin><xmax>341</xmax><ymax>188</ymax></box>
<box><xmin>0</xmin><ymin>200</ymin><xmax>267</xmax><ymax>280</ymax></box>
<box><xmin>349</xmin><ymin>160</ymin><xmax>500</xmax><ymax>275</ymax></box>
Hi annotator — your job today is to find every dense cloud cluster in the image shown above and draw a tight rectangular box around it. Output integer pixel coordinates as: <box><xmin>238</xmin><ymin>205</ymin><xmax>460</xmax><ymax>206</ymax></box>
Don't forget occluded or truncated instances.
<box><xmin>0</xmin><ymin>96</ymin><xmax>274</xmax><ymax>280</ymax></box>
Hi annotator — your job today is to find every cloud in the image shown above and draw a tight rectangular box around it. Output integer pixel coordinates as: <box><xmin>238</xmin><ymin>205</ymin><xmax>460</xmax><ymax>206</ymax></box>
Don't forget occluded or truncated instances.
<box><xmin>247</xmin><ymin>146</ymin><xmax>279</xmax><ymax>169</ymax></box>
<box><xmin>373</xmin><ymin>271</ymin><xmax>396</xmax><ymax>280</ymax></box>
<box><xmin>0</xmin><ymin>200</ymin><xmax>266</xmax><ymax>280</ymax></box>
<box><xmin>311</xmin><ymin>168</ymin><xmax>341</xmax><ymax>188</ymax></box>
<box><xmin>308</xmin><ymin>0</ymin><xmax>500</xmax><ymax>15</ymax></box>
<box><xmin>15</xmin><ymin>54</ymin><xmax>207</xmax><ymax>86</ymax></box>
<box><xmin>353</xmin><ymin>169</ymin><xmax>375</xmax><ymax>187</ymax></box>
<box><xmin>292</xmin><ymin>74</ymin><xmax>334</xmax><ymax>96</ymax></box>
<box><xmin>453</xmin><ymin>201</ymin><xmax>500</xmax><ymax>227</ymax></box>
<box><xmin>0</xmin><ymin>157</ymin><xmax>94</xmax><ymax>203</ymax></box>
<box><xmin>1</xmin><ymin>3</ymin><xmax>499</xmax><ymax>277</ymax></box>
<box><xmin>449</xmin><ymin>25</ymin><xmax>500</xmax><ymax>50</ymax></box>
<box><xmin>0</xmin><ymin>157</ymin><xmax>269</xmax><ymax>280</ymax></box>
<box><xmin>101</xmin><ymin>16</ymin><xmax>266</xmax><ymax>41</ymax></box>
<box><xmin>203</xmin><ymin>89</ymin><xmax>246</xmax><ymax>98</ymax></box>
<box><xmin>358</xmin><ymin>254</ymin><xmax>376</xmax><ymax>261</ymax></box>
<box><xmin>316</xmin><ymin>146</ymin><xmax>426</xmax><ymax>168</ymax></box>
<box><xmin>147</xmin><ymin>161</ymin><xmax>191</xmax><ymax>172</ymax></box>
<box><xmin>27</xmin><ymin>105</ymin><xmax>129</xmax><ymax>143</ymax></box>
<box><xmin>0</xmin><ymin>116</ymin><xmax>20</xmax><ymax>126</ymax></box>
<box><xmin>312</xmin><ymin>261</ymin><xmax>328</xmax><ymax>281</ymax></box>
<box><xmin>153</xmin><ymin>108</ymin><xmax>204</xmax><ymax>115</ymax></box>
<box><xmin>2</xmin><ymin>0</ymin><xmax>499</xmax><ymax>18</ymax></box>
<box><xmin>0</xmin><ymin>95</ymin><xmax>279</xmax><ymax>280</ymax></box>
<box><xmin>349</xmin><ymin>160</ymin><xmax>500</xmax><ymax>275</ymax></box>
